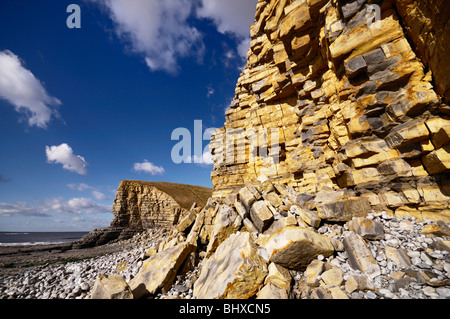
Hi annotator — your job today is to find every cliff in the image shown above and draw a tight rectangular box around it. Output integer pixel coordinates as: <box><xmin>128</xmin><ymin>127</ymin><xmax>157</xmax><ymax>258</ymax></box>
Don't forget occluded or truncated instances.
<box><xmin>110</xmin><ymin>180</ymin><xmax>213</xmax><ymax>230</ymax></box>
<box><xmin>75</xmin><ymin>181</ymin><xmax>213</xmax><ymax>248</ymax></box>
<box><xmin>210</xmin><ymin>0</ymin><xmax>450</xmax><ymax>222</ymax></box>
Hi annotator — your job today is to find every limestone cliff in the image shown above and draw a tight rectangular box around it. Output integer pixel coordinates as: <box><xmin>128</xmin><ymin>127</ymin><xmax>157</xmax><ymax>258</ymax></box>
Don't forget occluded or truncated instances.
<box><xmin>210</xmin><ymin>0</ymin><xmax>450</xmax><ymax>221</ymax></box>
<box><xmin>110</xmin><ymin>180</ymin><xmax>213</xmax><ymax>230</ymax></box>
<box><xmin>75</xmin><ymin>181</ymin><xmax>213</xmax><ymax>248</ymax></box>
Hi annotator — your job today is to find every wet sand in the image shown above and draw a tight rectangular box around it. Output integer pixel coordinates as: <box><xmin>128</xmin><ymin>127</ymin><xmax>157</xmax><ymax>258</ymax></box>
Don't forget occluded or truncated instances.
<box><xmin>0</xmin><ymin>241</ymin><xmax>132</xmax><ymax>274</ymax></box>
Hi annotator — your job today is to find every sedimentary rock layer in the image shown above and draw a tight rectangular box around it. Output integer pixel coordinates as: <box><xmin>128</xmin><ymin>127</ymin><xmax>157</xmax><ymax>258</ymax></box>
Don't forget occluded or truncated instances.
<box><xmin>210</xmin><ymin>0</ymin><xmax>450</xmax><ymax>221</ymax></box>
<box><xmin>111</xmin><ymin>180</ymin><xmax>212</xmax><ymax>230</ymax></box>
<box><xmin>75</xmin><ymin>181</ymin><xmax>213</xmax><ymax>248</ymax></box>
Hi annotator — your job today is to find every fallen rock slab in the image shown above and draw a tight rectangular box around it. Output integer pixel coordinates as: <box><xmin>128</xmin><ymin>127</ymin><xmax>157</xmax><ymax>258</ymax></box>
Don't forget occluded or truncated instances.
<box><xmin>257</xmin><ymin>282</ymin><xmax>289</xmax><ymax>299</ymax></box>
<box><xmin>343</xmin><ymin>232</ymin><xmax>381</xmax><ymax>279</ymax></box>
<box><xmin>129</xmin><ymin>242</ymin><xmax>193</xmax><ymax>299</ymax></box>
<box><xmin>193</xmin><ymin>232</ymin><xmax>268</xmax><ymax>299</ymax></box>
<box><xmin>90</xmin><ymin>274</ymin><xmax>133</xmax><ymax>299</ymax></box>
<box><xmin>206</xmin><ymin>205</ymin><xmax>241</xmax><ymax>256</ymax></box>
<box><xmin>264</xmin><ymin>226</ymin><xmax>334</xmax><ymax>270</ymax></box>
<box><xmin>318</xmin><ymin>198</ymin><xmax>371</xmax><ymax>222</ymax></box>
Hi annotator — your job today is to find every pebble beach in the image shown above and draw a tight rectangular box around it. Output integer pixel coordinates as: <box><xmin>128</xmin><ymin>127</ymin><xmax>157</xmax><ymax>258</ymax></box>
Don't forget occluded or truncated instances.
<box><xmin>0</xmin><ymin>212</ymin><xmax>449</xmax><ymax>300</ymax></box>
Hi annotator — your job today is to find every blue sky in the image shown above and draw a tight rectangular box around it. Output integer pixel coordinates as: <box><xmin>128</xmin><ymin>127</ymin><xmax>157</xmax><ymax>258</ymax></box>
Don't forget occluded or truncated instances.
<box><xmin>0</xmin><ymin>0</ymin><xmax>257</xmax><ymax>231</ymax></box>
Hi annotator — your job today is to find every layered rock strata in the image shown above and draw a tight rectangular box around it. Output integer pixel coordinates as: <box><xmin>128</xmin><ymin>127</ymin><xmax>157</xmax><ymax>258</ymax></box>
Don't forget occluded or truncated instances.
<box><xmin>210</xmin><ymin>0</ymin><xmax>450</xmax><ymax>222</ymax></box>
<box><xmin>75</xmin><ymin>181</ymin><xmax>212</xmax><ymax>248</ymax></box>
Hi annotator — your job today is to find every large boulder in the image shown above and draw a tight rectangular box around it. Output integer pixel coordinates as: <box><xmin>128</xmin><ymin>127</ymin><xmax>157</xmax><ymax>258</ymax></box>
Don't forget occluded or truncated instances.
<box><xmin>129</xmin><ymin>242</ymin><xmax>194</xmax><ymax>299</ymax></box>
<box><xmin>90</xmin><ymin>274</ymin><xmax>133</xmax><ymax>299</ymax></box>
<box><xmin>264</xmin><ymin>226</ymin><xmax>334</xmax><ymax>270</ymax></box>
<box><xmin>193</xmin><ymin>232</ymin><xmax>268</xmax><ymax>299</ymax></box>
<box><xmin>347</xmin><ymin>216</ymin><xmax>385</xmax><ymax>240</ymax></box>
<box><xmin>206</xmin><ymin>205</ymin><xmax>242</xmax><ymax>256</ymax></box>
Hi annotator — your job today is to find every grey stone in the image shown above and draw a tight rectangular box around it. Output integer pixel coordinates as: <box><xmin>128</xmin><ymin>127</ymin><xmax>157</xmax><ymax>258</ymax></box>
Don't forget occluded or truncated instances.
<box><xmin>341</xmin><ymin>0</ymin><xmax>366</xmax><ymax>19</ymax></box>
<box><xmin>250</xmin><ymin>200</ymin><xmax>274</xmax><ymax>232</ymax></box>
<box><xmin>436</xmin><ymin>287</ymin><xmax>450</xmax><ymax>298</ymax></box>
<box><xmin>345</xmin><ymin>56</ymin><xmax>367</xmax><ymax>78</ymax></box>
<box><xmin>364</xmin><ymin>291</ymin><xmax>377</xmax><ymax>299</ymax></box>
<box><xmin>363</xmin><ymin>48</ymin><xmax>386</xmax><ymax>65</ymax></box>
<box><xmin>343</xmin><ymin>232</ymin><xmax>381</xmax><ymax>279</ymax></box>
<box><xmin>348</xmin><ymin>217</ymin><xmax>385</xmax><ymax>240</ymax></box>
<box><xmin>318</xmin><ymin>198</ymin><xmax>371</xmax><ymax>222</ymax></box>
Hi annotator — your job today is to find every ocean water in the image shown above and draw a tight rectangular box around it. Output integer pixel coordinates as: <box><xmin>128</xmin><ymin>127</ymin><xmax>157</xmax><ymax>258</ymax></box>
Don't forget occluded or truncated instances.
<box><xmin>0</xmin><ymin>232</ymin><xmax>89</xmax><ymax>246</ymax></box>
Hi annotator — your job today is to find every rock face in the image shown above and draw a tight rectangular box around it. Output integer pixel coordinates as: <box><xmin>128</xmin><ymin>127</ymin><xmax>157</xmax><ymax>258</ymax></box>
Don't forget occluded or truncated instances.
<box><xmin>111</xmin><ymin>181</ymin><xmax>213</xmax><ymax>230</ymax></box>
<box><xmin>210</xmin><ymin>0</ymin><xmax>450</xmax><ymax>223</ymax></box>
<box><xmin>75</xmin><ymin>181</ymin><xmax>212</xmax><ymax>248</ymax></box>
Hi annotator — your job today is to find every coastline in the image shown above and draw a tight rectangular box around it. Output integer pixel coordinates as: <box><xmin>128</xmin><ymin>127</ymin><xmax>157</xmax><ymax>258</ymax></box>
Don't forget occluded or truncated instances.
<box><xmin>0</xmin><ymin>229</ymin><xmax>164</xmax><ymax>299</ymax></box>
<box><xmin>0</xmin><ymin>241</ymin><xmax>131</xmax><ymax>270</ymax></box>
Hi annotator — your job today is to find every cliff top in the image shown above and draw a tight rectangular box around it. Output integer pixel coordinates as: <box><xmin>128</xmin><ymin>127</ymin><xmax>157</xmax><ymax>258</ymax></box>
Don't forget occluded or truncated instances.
<box><xmin>120</xmin><ymin>180</ymin><xmax>213</xmax><ymax>210</ymax></box>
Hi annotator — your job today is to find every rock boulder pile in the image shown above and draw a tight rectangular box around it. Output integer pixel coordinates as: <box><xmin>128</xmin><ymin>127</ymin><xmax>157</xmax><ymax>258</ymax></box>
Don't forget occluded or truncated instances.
<box><xmin>89</xmin><ymin>181</ymin><xmax>449</xmax><ymax>299</ymax></box>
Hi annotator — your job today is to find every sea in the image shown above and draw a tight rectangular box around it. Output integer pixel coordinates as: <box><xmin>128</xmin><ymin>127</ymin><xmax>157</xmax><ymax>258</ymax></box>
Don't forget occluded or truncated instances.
<box><xmin>0</xmin><ymin>232</ymin><xmax>89</xmax><ymax>246</ymax></box>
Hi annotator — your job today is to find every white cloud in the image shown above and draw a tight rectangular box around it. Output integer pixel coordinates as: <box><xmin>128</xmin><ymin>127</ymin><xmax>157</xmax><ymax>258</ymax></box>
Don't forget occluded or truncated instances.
<box><xmin>0</xmin><ymin>197</ymin><xmax>109</xmax><ymax>218</ymax></box>
<box><xmin>206</xmin><ymin>85</ymin><xmax>215</xmax><ymax>98</ymax></box>
<box><xmin>92</xmin><ymin>190</ymin><xmax>108</xmax><ymax>201</ymax></box>
<box><xmin>67</xmin><ymin>183</ymin><xmax>92</xmax><ymax>191</ymax></box>
<box><xmin>237</xmin><ymin>37</ymin><xmax>251</xmax><ymax>60</ymax></box>
<box><xmin>42</xmin><ymin>197</ymin><xmax>110</xmax><ymax>215</ymax></box>
<box><xmin>0</xmin><ymin>202</ymin><xmax>50</xmax><ymax>217</ymax></box>
<box><xmin>133</xmin><ymin>160</ymin><xmax>165</xmax><ymax>175</ymax></box>
<box><xmin>67</xmin><ymin>183</ymin><xmax>109</xmax><ymax>201</ymax></box>
<box><xmin>0</xmin><ymin>50</ymin><xmax>61</xmax><ymax>128</ymax></box>
<box><xmin>46</xmin><ymin>143</ymin><xmax>88</xmax><ymax>175</ymax></box>
<box><xmin>196</xmin><ymin>0</ymin><xmax>256</xmax><ymax>38</ymax></box>
<box><xmin>93</xmin><ymin>0</ymin><xmax>204</xmax><ymax>74</ymax></box>
<box><xmin>196</xmin><ymin>0</ymin><xmax>257</xmax><ymax>59</ymax></box>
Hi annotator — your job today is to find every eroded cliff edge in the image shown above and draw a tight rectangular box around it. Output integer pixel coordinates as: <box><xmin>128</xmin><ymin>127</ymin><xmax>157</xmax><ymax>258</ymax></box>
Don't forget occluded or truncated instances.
<box><xmin>75</xmin><ymin>181</ymin><xmax>213</xmax><ymax>248</ymax></box>
<box><xmin>210</xmin><ymin>0</ymin><xmax>450</xmax><ymax>222</ymax></box>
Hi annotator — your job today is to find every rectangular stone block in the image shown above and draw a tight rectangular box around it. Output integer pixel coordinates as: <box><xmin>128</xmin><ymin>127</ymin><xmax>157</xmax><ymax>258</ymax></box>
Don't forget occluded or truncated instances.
<box><xmin>250</xmin><ymin>200</ymin><xmax>274</xmax><ymax>232</ymax></box>
<box><xmin>318</xmin><ymin>198</ymin><xmax>372</xmax><ymax>222</ymax></box>
<box><xmin>343</xmin><ymin>232</ymin><xmax>381</xmax><ymax>279</ymax></box>
<box><xmin>422</xmin><ymin>146</ymin><xmax>450</xmax><ymax>174</ymax></box>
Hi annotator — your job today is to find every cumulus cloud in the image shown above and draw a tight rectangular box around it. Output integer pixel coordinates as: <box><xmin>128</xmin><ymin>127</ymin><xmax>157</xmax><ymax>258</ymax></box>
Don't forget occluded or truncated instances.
<box><xmin>133</xmin><ymin>160</ymin><xmax>165</xmax><ymax>175</ymax></box>
<box><xmin>0</xmin><ymin>50</ymin><xmax>61</xmax><ymax>128</ymax></box>
<box><xmin>196</xmin><ymin>0</ymin><xmax>257</xmax><ymax>59</ymax></box>
<box><xmin>93</xmin><ymin>0</ymin><xmax>204</xmax><ymax>74</ymax></box>
<box><xmin>196</xmin><ymin>0</ymin><xmax>256</xmax><ymax>38</ymax></box>
<box><xmin>92</xmin><ymin>190</ymin><xmax>108</xmax><ymax>201</ymax></box>
<box><xmin>45</xmin><ymin>143</ymin><xmax>88</xmax><ymax>175</ymax></box>
<box><xmin>67</xmin><ymin>183</ymin><xmax>109</xmax><ymax>201</ymax></box>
